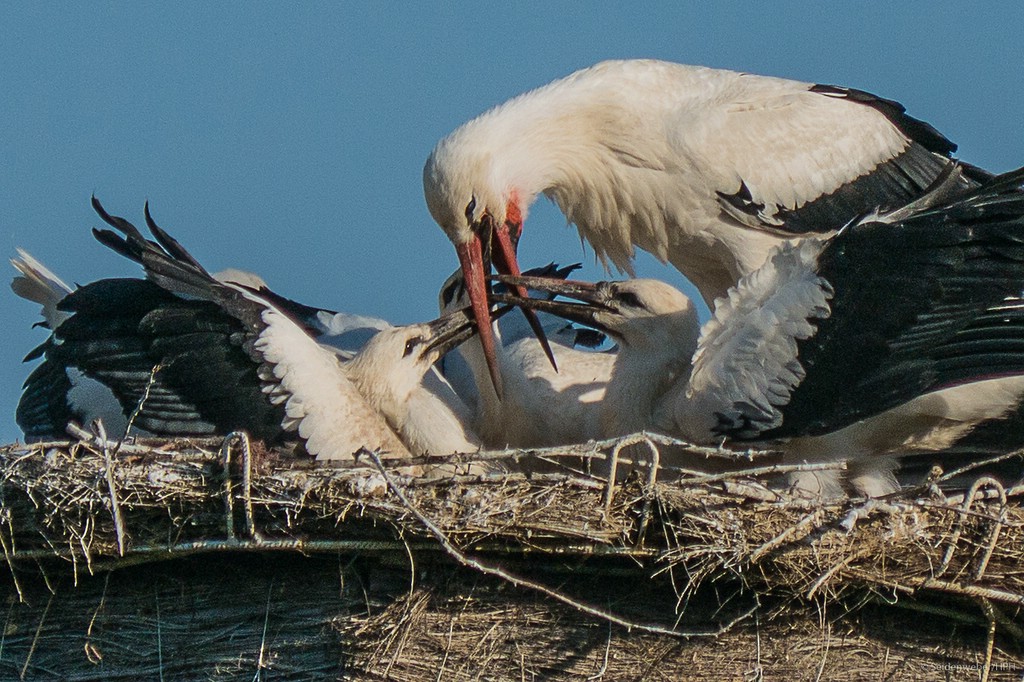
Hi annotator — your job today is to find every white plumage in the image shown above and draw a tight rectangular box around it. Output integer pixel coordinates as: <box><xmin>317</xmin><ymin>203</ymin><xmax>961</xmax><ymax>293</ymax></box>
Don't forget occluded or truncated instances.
<box><xmin>438</xmin><ymin>266</ymin><xmax>614</xmax><ymax>449</ymax></box>
<box><xmin>346</xmin><ymin>318</ymin><xmax>480</xmax><ymax>457</ymax></box>
<box><xmin>423</xmin><ymin>59</ymin><xmax>978</xmax><ymax>384</ymax></box>
<box><xmin>680</xmin><ymin>240</ymin><xmax>833</xmax><ymax>438</ymax></box>
<box><xmin>245</xmin><ymin>299</ymin><xmax>410</xmax><ymax>460</ymax></box>
<box><xmin>505</xmin><ymin>167</ymin><xmax>1024</xmax><ymax>496</ymax></box>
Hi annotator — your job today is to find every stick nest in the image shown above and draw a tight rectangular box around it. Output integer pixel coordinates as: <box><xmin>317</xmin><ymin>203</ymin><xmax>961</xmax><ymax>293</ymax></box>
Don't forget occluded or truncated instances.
<box><xmin>0</xmin><ymin>430</ymin><xmax>1022</xmax><ymax>679</ymax></box>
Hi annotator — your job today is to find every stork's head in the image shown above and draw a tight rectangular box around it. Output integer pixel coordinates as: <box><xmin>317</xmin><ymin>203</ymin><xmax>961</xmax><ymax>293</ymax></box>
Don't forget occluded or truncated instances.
<box><xmin>493</xmin><ymin>276</ymin><xmax>700</xmax><ymax>355</ymax></box>
<box><xmin>424</xmin><ymin>134</ymin><xmax>553</xmax><ymax>396</ymax></box>
<box><xmin>349</xmin><ymin>309</ymin><xmax>486</xmax><ymax>422</ymax></box>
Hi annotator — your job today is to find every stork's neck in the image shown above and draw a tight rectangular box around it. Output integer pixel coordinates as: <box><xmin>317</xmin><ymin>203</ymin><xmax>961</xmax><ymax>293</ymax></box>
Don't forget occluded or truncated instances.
<box><xmin>451</xmin><ymin>62</ymin><xmax>770</xmax><ymax>291</ymax></box>
<box><xmin>479</xmin><ymin>95</ymin><xmax>637</xmax><ymax>223</ymax></box>
<box><xmin>601</xmin><ymin>323</ymin><xmax>698</xmax><ymax>438</ymax></box>
<box><xmin>452</xmin><ymin>324</ymin><xmax>506</xmax><ymax>443</ymax></box>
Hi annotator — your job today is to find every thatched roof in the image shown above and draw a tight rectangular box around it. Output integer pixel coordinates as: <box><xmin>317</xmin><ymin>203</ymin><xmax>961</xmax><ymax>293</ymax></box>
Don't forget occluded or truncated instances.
<box><xmin>0</xmin><ymin>429</ymin><xmax>1021</xmax><ymax>680</ymax></box>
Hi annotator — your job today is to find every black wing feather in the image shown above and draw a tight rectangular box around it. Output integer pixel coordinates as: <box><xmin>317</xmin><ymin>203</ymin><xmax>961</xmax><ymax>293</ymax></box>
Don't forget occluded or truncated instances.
<box><xmin>809</xmin><ymin>84</ymin><xmax>957</xmax><ymax>157</ymax></box>
<box><xmin>47</xmin><ymin>278</ymin><xmax>288</xmax><ymax>440</ymax></box>
<box><xmin>750</xmin><ymin>169</ymin><xmax>1024</xmax><ymax>439</ymax></box>
<box><xmin>721</xmin><ymin>85</ymin><xmax>991</xmax><ymax>237</ymax></box>
<box><xmin>19</xmin><ymin>199</ymin><xmax>303</xmax><ymax>442</ymax></box>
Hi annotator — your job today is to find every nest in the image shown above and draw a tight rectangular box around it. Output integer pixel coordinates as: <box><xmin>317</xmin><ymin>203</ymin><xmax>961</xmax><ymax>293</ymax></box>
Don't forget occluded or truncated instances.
<box><xmin>0</xmin><ymin>428</ymin><xmax>1022</xmax><ymax>680</ymax></box>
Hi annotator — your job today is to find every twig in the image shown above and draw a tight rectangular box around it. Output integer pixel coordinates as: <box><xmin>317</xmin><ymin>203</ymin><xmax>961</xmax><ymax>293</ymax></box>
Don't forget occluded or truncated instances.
<box><xmin>853</xmin><ymin>570</ymin><xmax>1024</xmax><ymax>608</ymax></box>
<box><xmin>221</xmin><ymin>437</ymin><xmax>236</xmax><ymax>541</ymax></box>
<box><xmin>806</xmin><ymin>548</ymin><xmax>871</xmax><ymax>601</ymax></box>
<box><xmin>0</xmin><ymin>598</ymin><xmax>13</xmax><ymax>664</ymax></box>
<box><xmin>974</xmin><ymin>481</ymin><xmax>1007</xmax><ymax>582</ymax></box>
<box><xmin>980</xmin><ymin>598</ymin><xmax>996</xmax><ymax>682</ymax></box>
<box><xmin>938</xmin><ymin>448</ymin><xmax>1024</xmax><ymax>483</ymax></box>
<box><xmin>98</xmin><ymin>421</ymin><xmax>128</xmax><ymax>556</ymax></box>
<box><xmin>0</xmin><ymin>511</ymin><xmax>24</xmax><ymax>602</ymax></box>
<box><xmin>436</xmin><ymin>618</ymin><xmax>455</xmax><ymax>682</ymax></box>
<box><xmin>253</xmin><ymin>577</ymin><xmax>274</xmax><ymax>682</ymax></box>
<box><xmin>365</xmin><ymin>448</ymin><xmax>755</xmax><ymax>638</ymax></box>
<box><xmin>981</xmin><ymin>598</ymin><xmax>1024</xmax><ymax>642</ymax></box>
<box><xmin>688</xmin><ymin>461</ymin><xmax>843</xmax><ymax>486</ymax></box>
<box><xmin>937</xmin><ymin>477</ymin><xmax>1002</xmax><ymax>579</ymax></box>
<box><xmin>155</xmin><ymin>584</ymin><xmax>164</xmax><ymax>682</ymax></box>
<box><xmin>406</xmin><ymin>470</ymin><xmax>607</xmax><ymax>490</ymax></box>
<box><xmin>64</xmin><ymin>423</ymin><xmax>192</xmax><ymax>457</ymax></box>
<box><xmin>401</xmin><ymin>533</ymin><xmax>416</xmax><ymax>602</ymax></box>
<box><xmin>237</xmin><ymin>432</ymin><xmax>259</xmax><ymax>540</ymax></box>
<box><xmin>634</xmin><ymin>439</ymin><xmax>661</xmax><ymax>548</ymax></box>
<box><xmin>356</xmin><ymin>431</ymin><xmax>774</xmax><ymax>469</ymax></box>
<box><xmin>748</xmin><ymin>508</ymin><xmax>828</xmax><ymax>564</ymax></box>
<box><xmin>603</xmin><ymin>434</ymin><xmax>661</xmax><ymax>514</ymax></box>
<box><xmin>83</xmin><ymin>573</ymin><xmax>110</xmax><ymax>664</ymax></box>
<box><xmin>585</xmin><ymin>619</ymin><xmax>613</xmax><ymax>681</ymax></box>
<box><xmin>121</xmin><ymin>363</ymin><xmax>162</xmax><ymax>444</ymax></box>
<box><xmin>813</xmin><ymin>621</ymin><xmax>831</xmax><ymax>682</ymax></box>
<box><xmin>602</xmin><ymin>440</ymin><xmax>624</xmax><ymax>513</ymax></box>
<box><xmin>745</xmin><ymin>608</ymin><xmax>763</xmax><ymax>682</ymax></box>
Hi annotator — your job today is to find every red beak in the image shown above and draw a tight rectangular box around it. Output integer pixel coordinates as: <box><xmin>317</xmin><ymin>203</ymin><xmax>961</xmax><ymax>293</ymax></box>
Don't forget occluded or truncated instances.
<box><xmin>491</xmin><ymin>222</ymin><xmax>559</xmax><ymax>374</ymax></box>
<box><xmin>455</xmin><ymin>217</ymin><xmax>558</xmax><ymax>401</ymax></box>
<box><xmin>456</xmin><ymin>236</ymin><xmax>503</xmax><ymax>399</ymax></box>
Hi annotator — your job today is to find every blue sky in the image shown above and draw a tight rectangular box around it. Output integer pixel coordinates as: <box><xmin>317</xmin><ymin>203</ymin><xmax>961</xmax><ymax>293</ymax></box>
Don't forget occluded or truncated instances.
<box><xmin>2</xmin><ymin>3</ymin><xmax>1023</xmax><ymax>443</ymax></box>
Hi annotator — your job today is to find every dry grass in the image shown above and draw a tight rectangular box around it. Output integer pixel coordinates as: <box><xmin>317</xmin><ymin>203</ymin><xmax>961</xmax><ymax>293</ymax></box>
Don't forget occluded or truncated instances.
<box><xmin>0</xmin><ymin>429</ymin><xmax>1022</xmax><ymax>679</ymax></box>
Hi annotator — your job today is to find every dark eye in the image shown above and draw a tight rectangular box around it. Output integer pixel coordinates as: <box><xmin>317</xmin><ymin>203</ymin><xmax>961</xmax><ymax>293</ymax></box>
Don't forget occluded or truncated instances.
<box><xmin>616</xmin><ymin>291</ymin><xmax>643</xmax><ymax>308</ymax></box>
<box><xmin>403</xmin><ymin>336</ymin><xmax>424</xmax><ymax>357</ymax></box>
<box><xmin>465</xmin><ymin>196</ymin><xmax>477</xmax><ymax>223</ymax></box>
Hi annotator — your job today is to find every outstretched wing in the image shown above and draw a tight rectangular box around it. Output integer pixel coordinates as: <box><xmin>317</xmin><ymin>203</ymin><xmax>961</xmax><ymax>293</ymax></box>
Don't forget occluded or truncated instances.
<box><xmin>89</xmin><ymin>200</ymin><xmax>409</xmax><ymax>459</ymax></box>
<box><xmin>766</xmin><ymin>172</ymin><xmax>1024</xmax><ymax>438</ymax></box>
<box><xmin>680</xmin><ymin>239</ymin><xmax>832</xmax><ymax>438</ymax></box>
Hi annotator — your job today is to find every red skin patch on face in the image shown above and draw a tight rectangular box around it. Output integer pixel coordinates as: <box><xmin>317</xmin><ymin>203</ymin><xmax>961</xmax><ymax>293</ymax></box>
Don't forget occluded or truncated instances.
<box><xmin>505</xmin><ymin>195</ymin><xmax>523</xmax><ymax>240</ymax></box>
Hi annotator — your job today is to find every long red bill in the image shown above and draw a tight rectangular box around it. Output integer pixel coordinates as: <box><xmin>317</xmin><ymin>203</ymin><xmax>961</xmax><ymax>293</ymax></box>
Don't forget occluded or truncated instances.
<box><xmin>456</xmin><ymin>237</ymin><xmax>503</xmax><ymax>399</ymax></box>
<box><xmin>492</xmin><ymin>222</ymin><xmax>558</xmax><ymax>373</ymax></box>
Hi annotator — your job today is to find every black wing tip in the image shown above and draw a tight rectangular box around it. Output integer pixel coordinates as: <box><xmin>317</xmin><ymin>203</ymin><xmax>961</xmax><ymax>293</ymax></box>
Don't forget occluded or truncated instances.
<box><xmin>91</xmin><ymin>195</ymin><xmax>116</xmax><ymax>226</ymax></box>
<box><xmin>92</xmin><ymin>226</ymin><xmax>124</xmax><ymax>249</ymax></box>
<box><xmin>141</xmin><ymin>201</ymin><xmax>210</xmax><ymax>273</ymax></box>
<box><xmin>521</xmin><ymin>261</ymin><xmax>584</xmax><ymax>281</ymax></box>
<box><xmin>810</xmin><ymin>82</ymin><xmax>958</xmax><ymax>157</ymax></box>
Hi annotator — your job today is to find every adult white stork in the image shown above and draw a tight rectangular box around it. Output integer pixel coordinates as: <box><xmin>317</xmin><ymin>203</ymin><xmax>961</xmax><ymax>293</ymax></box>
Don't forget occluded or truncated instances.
<box><xmin>19</xmin><ymin>200</ymin><xmax>487</xmax><ymax>466</ymax></box>
<box><xmin>423</xmin><ymin>59</ymin><xmax>989</xmax><ymax>385</ymax></box>
<box><xmin>499</xmin><ymin>166</ymin><xmax>1024</xmax><ymax>497</ymax></box>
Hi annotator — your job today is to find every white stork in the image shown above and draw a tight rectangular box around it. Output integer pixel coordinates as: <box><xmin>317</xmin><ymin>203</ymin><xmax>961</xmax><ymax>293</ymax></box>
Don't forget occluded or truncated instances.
<box><xmin>18</xmin><ymin>200</ymin><xmax>485</xmax><ymax>467</ymax></box>
<box><xmin>500</xmin><ymin>167</ymin><xmax>1024</xmax><ymax>497</ymax></box>
<box><xmin>423</xmin><ymin>59</ymin><xmax>988</xmax><ymax>385</ymax></box>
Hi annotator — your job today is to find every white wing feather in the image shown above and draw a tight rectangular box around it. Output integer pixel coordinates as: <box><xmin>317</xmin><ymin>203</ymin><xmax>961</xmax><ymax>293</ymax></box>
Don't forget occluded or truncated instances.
<box><xmin>246</xmin><ymin>295</ymin><xmax>410</xmax><ymax>461</ymax></box>
<box><xmin>11</xmin><ymin>248</ymin><xmax>74</xmax><ymax>329</ymax></box>
<box><xmin>671</xmin><ymin>239</ymin><xmax>833</xmax><ymax>439</ymax></box>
